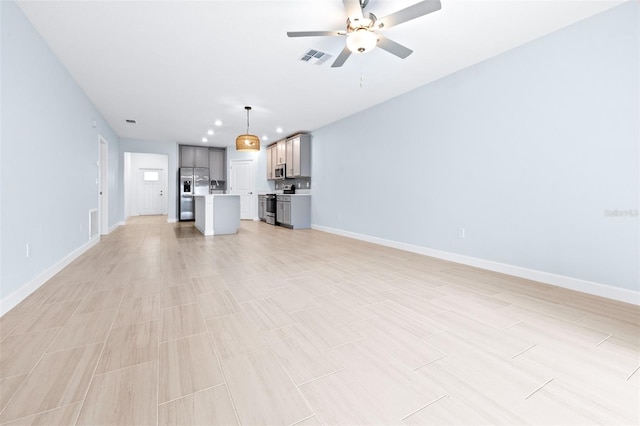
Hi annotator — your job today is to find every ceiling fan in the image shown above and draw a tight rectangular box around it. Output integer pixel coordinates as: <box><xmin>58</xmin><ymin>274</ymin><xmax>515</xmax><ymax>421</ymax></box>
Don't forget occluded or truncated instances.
<box><xmin>287</xmin><ymin>0</ymin><xmax>442</xmax><ymax>68</ymax></box>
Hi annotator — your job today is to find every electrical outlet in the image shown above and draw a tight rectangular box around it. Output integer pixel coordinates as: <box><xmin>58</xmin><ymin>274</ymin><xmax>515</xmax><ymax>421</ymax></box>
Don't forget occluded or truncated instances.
<box><xmin>306</xmin><ymin>182</ymin><xmax>309</xmax><ymax>188</ymax></box>
<box><xmin>458</xmin><ymin>227</ymin><xmax>466</xmax><ymax>239</ymax></box>
<box><xmin>26</xmin><ymin>243</ymin><xmax>30</xmax><ymax>258</ymax></box>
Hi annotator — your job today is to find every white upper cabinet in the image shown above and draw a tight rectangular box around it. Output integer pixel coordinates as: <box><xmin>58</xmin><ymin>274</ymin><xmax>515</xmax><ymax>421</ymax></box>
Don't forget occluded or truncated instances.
<box><xmin>286</xmin><ymin>134</ymin><xmax>311</xmax><ymax>178</ymax></box>
<box><xmin>276</xmin><ymin>139</ymin><xmax>287</xmax><ymax>165</ymax></box>
<box><xmin>267</xmin><ymin>144</ymin><xmax>277</xmax><ymax>180</ymax></box>
<box><xmin>286</xmin><ymin>139</ymin><xmax>294</xmax><ymax>178</ymax></box>
<box><xmin>266</xmin><ymin>134</ymin><xmax>311</xmax><ymax>179</ymax></box>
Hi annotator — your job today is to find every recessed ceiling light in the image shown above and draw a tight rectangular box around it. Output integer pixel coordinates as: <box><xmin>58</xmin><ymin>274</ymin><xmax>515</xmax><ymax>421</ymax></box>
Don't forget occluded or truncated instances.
<box><xmin>202</xmin><ymin>137</ymin><xmax>207</xmax><ymax>143</ymax></box>
<box><xmin>207</xmin><ymin>129</ymin><xmax>214</xmax><ymax>135</ymax></box>
<box><xmin>214</xmin><ymin>120</ymin><xmax>222</xmax><ymax>126</ymax></box>
<box><xmin>262</xmin><ymin>135</ymin><xmax>269</xmax><ymax>141</ymax></box>
<box><xmin>276</xmin><ymin>127</ymin><xmax>283</xmax><ymax>133</ymax></box>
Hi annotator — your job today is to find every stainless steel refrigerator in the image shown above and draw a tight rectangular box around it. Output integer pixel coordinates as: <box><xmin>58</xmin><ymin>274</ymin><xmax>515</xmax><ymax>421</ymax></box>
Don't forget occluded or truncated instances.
<box><xmin>179</xmin><ymin>167</ymin><xmax>209</xmax><ymax>221</ymax></box>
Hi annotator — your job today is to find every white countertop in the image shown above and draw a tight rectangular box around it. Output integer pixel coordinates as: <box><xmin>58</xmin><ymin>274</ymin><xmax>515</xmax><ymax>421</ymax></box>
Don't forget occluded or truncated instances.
<box><xmin>258</xmin><ymin>192</ymin><xmax>312</xmax><ymax>196</ymax></box>
<box><xmin>194</xmin><ymin>194</ymin><xmax>240</xmax><ymax>197</ymax></box>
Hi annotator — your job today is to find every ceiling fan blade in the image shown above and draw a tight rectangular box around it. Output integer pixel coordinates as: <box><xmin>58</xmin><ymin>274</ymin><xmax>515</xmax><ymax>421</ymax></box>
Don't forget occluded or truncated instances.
<box><xmin>376</xmin><ymin>36</ymin><xmax>413</xmax><ymax>59</ymax></box>
<box><xmin>378</xmin><ymin>0</ymin><xmax>441</xmax><ymax>29</ymax></box>
<box><xmin>287</xmin><ymin>30</ymin><xmax>344</xmax><ymax>37</ymax></box>
<box><xmin>342</xmin><ymin>0</ymin><xmax>364</xmax><ymax>20</ymax></box>
<box><xmin>331</xmin><ymin>46</ymin><xmax>352</xmax><ymax>68</ymax></box>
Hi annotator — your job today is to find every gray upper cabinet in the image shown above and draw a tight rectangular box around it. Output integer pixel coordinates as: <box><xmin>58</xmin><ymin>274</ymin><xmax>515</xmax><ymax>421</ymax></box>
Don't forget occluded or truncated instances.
<box><xmin>180</xmin><ymin>145</ymin><xmax>210</xmax><ymax>168</ymax></box>
<box><xmin>194</xmin><ymin>147</ymin><xmax>209</xmax><ymax>168</ymax></box>
<box><xmin>180</xmin><ymin>146</ymin><xmax>196</xmax><ymax>167</ymax></box>
<box><xmin>209</xmin><ymin>148</ymin><xmax>226</xmax><ymax>181</ymax></box>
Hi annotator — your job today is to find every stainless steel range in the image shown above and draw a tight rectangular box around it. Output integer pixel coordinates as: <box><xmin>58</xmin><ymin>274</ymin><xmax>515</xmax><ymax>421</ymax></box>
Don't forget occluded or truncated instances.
<box><xmin>265</xmin><ymin>194</ymin><xmax>276</xmax><ymax>225</ymax></box>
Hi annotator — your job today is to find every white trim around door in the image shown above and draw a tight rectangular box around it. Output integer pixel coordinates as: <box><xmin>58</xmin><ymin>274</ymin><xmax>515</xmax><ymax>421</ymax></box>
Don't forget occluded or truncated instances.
<box><xmin>98</xmin><ymin>135</ymin><xmax>109</xmax><ymax>235</ymax></box>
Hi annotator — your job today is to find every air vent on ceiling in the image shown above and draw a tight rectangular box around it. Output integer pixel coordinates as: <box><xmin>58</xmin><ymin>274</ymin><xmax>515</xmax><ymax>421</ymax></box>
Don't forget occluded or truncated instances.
<box><xmin>299</xmin><ymin>49</ymin><xmax>332</xmax><ymax>65</ymax></box>
<box><xmin>125</xmin><ymin>119</ymin><xmax>137</xmax><ymax>124</ymax></box>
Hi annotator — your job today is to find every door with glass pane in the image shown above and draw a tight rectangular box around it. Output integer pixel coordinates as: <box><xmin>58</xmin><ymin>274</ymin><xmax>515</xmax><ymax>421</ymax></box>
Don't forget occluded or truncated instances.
<box><xmin>139</xmin><ymin>169</ymin><xmax>164</xmax><ymax>215</ymax></box>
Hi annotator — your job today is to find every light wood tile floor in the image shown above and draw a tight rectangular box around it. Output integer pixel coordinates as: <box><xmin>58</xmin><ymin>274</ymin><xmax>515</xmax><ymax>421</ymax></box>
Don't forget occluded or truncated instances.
<box><xmin>0</xmin><ymin>216</ymin><xmax>638</xmax><ymax>425</ymax></box>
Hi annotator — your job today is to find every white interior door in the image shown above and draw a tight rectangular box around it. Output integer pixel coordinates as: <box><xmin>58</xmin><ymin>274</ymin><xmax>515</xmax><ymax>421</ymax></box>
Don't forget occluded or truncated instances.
<box><xmin>139</xmin><ymin>169</ymin><xmax>164</xmax><ymax>215</ymax></box>
<box><xmin>229</xmin><ymin>159</ymin><xmax>255</xmax><ymax>220</ymax></box>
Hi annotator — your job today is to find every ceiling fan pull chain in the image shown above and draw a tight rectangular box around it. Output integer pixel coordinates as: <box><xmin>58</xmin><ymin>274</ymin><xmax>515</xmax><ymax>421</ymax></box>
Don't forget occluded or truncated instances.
<box><xmin>360</xmin><ymin>55</ymin><xmax>365</xmax><ymax>88</ymax></box>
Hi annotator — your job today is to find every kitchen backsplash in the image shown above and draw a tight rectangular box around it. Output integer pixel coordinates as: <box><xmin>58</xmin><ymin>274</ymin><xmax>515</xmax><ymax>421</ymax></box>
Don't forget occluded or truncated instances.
<box><xmin>274</xmin><ymin>177</ymin><xmax>311</xmax><ymax>191</ymax></box>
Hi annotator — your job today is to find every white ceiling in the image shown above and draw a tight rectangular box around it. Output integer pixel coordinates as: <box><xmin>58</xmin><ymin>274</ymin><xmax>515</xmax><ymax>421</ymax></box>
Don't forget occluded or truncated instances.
<box><xmin>16</xmin><ymin>0</ymin><xmax>623</xmax><ymax>147</ymax></box>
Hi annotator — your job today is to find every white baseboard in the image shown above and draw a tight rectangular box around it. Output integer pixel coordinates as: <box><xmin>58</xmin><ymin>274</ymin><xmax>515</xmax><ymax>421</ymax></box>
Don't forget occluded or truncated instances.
<box><xmin>0</xmin><ymin>236</ymin><xmax>101</xmax><ymax>317</ymax></box>
<box><xmin>311</xmin><ymin>224</ymin><xmax>639</xmax><ymax>306</ymax></box>
<box><xmin>167</xmin><ymin>218</ymin><xmax>177</xmax><ymax>223</ymax></box>
<box><xmin>107</xmin><ymin>222</ymin><xmax>123</xmax><ymax>234</ymax></box>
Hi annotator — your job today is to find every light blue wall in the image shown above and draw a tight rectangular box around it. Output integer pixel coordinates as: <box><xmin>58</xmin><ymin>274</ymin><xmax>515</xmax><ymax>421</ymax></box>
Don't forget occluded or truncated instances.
<box><xmin>1</xmin><ymin>1</ymin><xmax>120</xmax><ymax>298</ymax></box>
<box><xmin>312</xmin><ymin>2</ymin><xmax>639</xmax><ymax>291</ymax></box>
<box><xmin>119</xmin><ymin>139</ymin><xmax>178</xmax><ymax>221</ymax></box>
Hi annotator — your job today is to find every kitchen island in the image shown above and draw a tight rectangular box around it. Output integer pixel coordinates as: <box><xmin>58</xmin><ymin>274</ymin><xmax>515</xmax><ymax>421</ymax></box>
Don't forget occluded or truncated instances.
<box><xmin>193</xmin><ymin>194</ymin><xmax>240</xmax><ymax>236</ymax></box>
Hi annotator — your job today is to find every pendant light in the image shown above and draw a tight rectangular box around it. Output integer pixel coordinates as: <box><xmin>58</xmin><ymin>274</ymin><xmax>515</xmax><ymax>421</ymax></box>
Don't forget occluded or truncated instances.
<box><xmin>236</xmin><ymin>106</ymin><xmax>260</xmax><ymax>151</ymax></box>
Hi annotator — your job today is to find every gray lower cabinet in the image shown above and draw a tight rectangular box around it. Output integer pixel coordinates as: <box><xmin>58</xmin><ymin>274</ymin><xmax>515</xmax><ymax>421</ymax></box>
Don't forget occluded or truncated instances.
<box><xmin>276</xmin><ymin>198</ymin><xmax>289</xmax><ymax>225</ymax></box>
<box><xmin>258</xmin><ymin>195</ymin><xmax>266</xmax><ymax>221</ymax></box>
<box><xmin>276</xmin><ymin>195</ymin><xmax>310</xmax><ymax>229</ymax></box>
<box><xmin>276</xmin><ymin>200</ymin><xmax>284</xmax><ymax>223</ymax></box>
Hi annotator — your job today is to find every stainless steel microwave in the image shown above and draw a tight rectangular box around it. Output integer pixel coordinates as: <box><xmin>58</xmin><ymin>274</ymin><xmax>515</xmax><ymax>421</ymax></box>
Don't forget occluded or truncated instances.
<box><xmin>274</xmin><ymin>165</ymin><xmax>286</xmax><ymax>180</ymax></box>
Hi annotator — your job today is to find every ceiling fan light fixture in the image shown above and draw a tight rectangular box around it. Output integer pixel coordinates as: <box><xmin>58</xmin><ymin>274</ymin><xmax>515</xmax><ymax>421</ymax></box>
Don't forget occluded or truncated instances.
<box><xmin>346</xmin><ymin>28</ymin><xmax>377</xmax><ymax>54</ymax></box>
<box><xmin>235</xmin><ymin>106</ymin><xmax>260</xmax><ymax>152</ymax></box>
